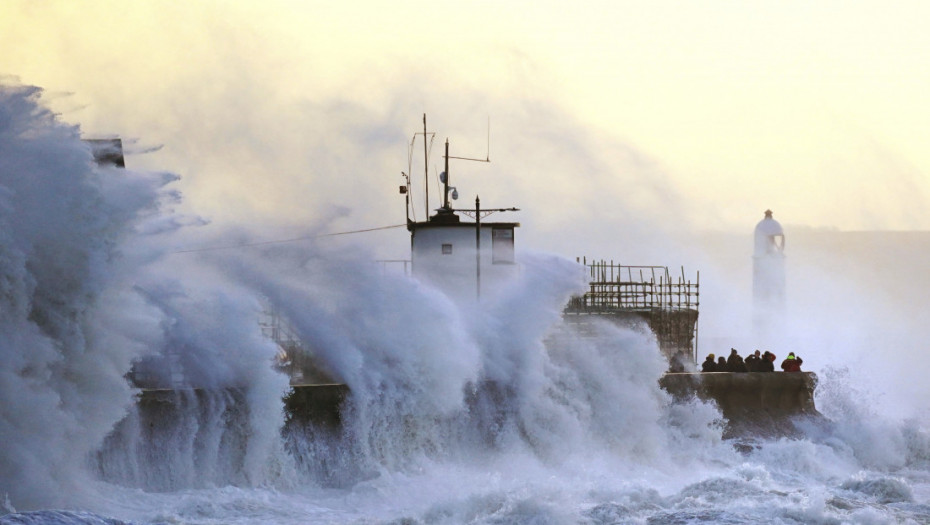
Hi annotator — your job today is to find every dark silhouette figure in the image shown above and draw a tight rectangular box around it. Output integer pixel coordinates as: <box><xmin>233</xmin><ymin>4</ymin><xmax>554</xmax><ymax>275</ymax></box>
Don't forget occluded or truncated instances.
<box><xmin>745</xmin><ymin>350</ymin><xmax>762</xmax><ymax>372</ymax></box>
<box><xmin>701</xmin><ymin>354</ymin><xmax>717</xmax><ymax>372</ymax></box>
<box><xmin>758</xmin><ymin>351</ymin><xmax>775</xmax><ymax>372</ymax></box>
<box><xmin>781</xmin><ymin>352</ymin><xmax>803</xmax><ymax>372</ymax></box>
<box><xmin>727</xmin><ymin>348</ymin><xmax>748</xmax><ymax>373</ymax></box>
<box><xmin>717</xmin><ymin>356</ymin><xmax>727</xmax><ymax>370</ymax></box>
<box><xmin>669</xmin><ymin>352</ymin><xmax>689</xmax><ymax>373</ymax></box>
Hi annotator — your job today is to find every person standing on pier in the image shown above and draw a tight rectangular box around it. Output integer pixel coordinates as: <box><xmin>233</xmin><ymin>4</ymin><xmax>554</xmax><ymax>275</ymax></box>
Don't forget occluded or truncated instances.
<box><xmin>759</xmin><ymin>351</ymin><xmax>775</xmax><ymax>372</ymax></box>
<box><xmin>745</xmin><ymin>350</ymin><xmax>762</xmax><ymax>372</ymax></box>
<box><xmin>781</xmin><ymin>352</ymin><xmax>803</xmax><ymax>372</ymax></box>
<box><xmin>701</xmin><ymin>354</ymin><xmax>717</xmax><ymax>372</ymax></box>
<box><xmin>727</xmin><ymin>348</ymin><xmax>748</xmax><ymax>372</ymax></box>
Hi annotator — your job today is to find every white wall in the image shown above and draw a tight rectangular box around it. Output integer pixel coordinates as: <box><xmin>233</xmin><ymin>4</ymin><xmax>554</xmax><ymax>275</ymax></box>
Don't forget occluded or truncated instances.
<box><xmin>411</xmin><ymin>224</ymin><xmax>517</xmax><ymax>299</ymax></box>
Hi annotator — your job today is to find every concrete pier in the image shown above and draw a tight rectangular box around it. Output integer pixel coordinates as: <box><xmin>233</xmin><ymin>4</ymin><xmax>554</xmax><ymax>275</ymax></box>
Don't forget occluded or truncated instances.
<box><xmin>659</xmin><ymin>372</ymin><xmax>821</xmax><ymax>438</ymax></box>
<box><xmin>283</xmin><ymin>383</ymin><xmax>349</xmax><ymax>428</ymax></box>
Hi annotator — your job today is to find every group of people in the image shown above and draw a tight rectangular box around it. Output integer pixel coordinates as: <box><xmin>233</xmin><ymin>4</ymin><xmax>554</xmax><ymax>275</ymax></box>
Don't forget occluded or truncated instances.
<box><xmin>701</xmin><ymin>348</ymin><xmax>803</xmax><ymax>373</ymax></box>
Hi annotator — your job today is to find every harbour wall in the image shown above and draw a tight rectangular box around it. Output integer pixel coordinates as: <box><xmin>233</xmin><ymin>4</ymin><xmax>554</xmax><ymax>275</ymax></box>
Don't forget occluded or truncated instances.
<box><xmin>659</xmin><ymin>371</ymin><xmax>821</xmax><ymax>438</ymax></box>
<box><xmin>98</xmin><ymin>373</ymin><xmax>819</xmax><ymax>489</ymax></box>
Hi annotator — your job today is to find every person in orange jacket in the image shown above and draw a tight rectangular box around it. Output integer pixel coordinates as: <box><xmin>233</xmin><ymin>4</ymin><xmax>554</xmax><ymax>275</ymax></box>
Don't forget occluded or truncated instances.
<box><xmin>781</xmin><ymin>352</ymin><xmax>803</xmax><ymax>372</ymax></box>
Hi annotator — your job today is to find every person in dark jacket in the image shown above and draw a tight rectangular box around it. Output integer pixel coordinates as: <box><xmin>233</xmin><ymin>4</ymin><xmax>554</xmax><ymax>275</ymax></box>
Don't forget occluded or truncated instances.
<box><xmin>701</xmin><ymin>354</ymin><xmax>717</xmax><ymax>372</ymax></box>
<box><xmin>781</xmin><ymin>352</ymin><xmax>802</xmax><ymax>372</ymax></box>
<box><xmin>717</xmin><ymin>356</ymin><xmax>727</xmax><ymax>370</ymax></box>
<box><xmin>758</xmin><ymin>351</ymin><xmax>775</xmax><ymax>372</ymax></box>
<box><xmin>727</xmin><ymin>348</ymin><xmax>748</xmax><ymax>372</ymax></box>
<box><xmin>745</xmin><ymin>350</ymin><xmax>762</xmax><ymax>372</ymax></box>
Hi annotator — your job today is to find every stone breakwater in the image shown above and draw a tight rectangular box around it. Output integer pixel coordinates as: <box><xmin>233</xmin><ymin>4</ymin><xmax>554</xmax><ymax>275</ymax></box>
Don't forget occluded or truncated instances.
<box><xmin>659</xmin><ymin>372</ymin><xmax>821</xmax><ymax>438</ymax></box>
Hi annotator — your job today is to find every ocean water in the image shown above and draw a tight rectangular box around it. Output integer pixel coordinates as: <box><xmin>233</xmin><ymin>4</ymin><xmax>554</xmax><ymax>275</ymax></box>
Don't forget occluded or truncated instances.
<box><xmin>2</xmin><ymin>83</ymin><xmax>930</xmax><ymax>525</ymax></box>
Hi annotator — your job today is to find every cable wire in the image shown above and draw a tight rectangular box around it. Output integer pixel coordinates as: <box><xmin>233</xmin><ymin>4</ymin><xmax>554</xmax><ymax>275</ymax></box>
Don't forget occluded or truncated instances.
<box><xmin>170</xmin><ymin>224</ymin><xmax>407</xmax><ymax>254</ymax></box>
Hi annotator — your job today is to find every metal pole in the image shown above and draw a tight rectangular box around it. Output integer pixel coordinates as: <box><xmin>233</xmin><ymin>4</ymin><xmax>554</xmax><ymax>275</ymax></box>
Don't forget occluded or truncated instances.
<box><xmin>423</xmin><ymin>114</ymin><xmax>429</xmax><ymax>218</ymax></box>
<box><xmin>476</xmin><ymin>195</ymin><xmax>481</xmax><ymax>300</ymax></box>
<box><xmin>404</xmin><ymin>173</ymin><xmax>410</xmax><ymax>222</ymax></box>
<box><xmin>443</xmin><ymin>139</ymin><xmax>450</xmax><ymax>209</ymax></box>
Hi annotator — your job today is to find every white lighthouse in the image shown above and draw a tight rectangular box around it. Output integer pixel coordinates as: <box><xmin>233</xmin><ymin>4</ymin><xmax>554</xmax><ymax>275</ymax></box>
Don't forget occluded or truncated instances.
<box><xmin>752</xmin><ymin>209</ymin><xmax>786</xmax><ymax>345</ymax></box>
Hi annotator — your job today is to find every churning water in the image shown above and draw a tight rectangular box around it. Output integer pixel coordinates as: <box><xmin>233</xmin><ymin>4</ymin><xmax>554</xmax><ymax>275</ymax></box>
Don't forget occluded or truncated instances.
<box><xmin>2</xmin><ymin>84</ymin><xmax>930</xmax><ymax>524</ymax></box>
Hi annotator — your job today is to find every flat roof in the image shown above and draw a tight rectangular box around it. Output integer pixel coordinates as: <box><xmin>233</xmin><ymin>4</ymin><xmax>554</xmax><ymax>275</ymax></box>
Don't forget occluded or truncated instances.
<box><xmin>408</xmin><ymin>220</ymin><xmax>520</xmax><ymax>231</ymax></box>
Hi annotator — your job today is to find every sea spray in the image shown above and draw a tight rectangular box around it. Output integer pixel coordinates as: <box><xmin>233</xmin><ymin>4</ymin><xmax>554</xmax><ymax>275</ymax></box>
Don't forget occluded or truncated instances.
<box><xmin>275</xmin><ymin>249</ymin><xmax>585</xmax><ymax>476</ymax></box>
<box><xmin>0</xmin><ymin>83</ymin><xmax>182</xmax><ymax>510</ymax></box>
<box><xmin>0</xmin><ymin>82</ymin><xmax>291</xmax><ymax>508</ymax></box>
<box><xmin>94</xmin><ymin>257</ymin><xmax>296</xmax><ymax>490</ymax></box>
<box><xmin>803</xmin><ymin>366</ymin><xmax>930</xmax><ymax>473</ymax></box>
<box><xmin>0</xmin><ymin>101</ymin><xmax>729</xmax><ymax>505</ymax></box>
<box><xmin>97</xmin><ymin>389</ymin><xmax>251</xmax><ymax>491</ymax></box>
<box><xmin>7</xmin><ymin>81</ymin><xmax>930</xmax><ymax>523</ymax></box>
<box><xmin>242</xmin><ymin>245</ymin><xmax>730</xmax><ymax>488</ymax></box>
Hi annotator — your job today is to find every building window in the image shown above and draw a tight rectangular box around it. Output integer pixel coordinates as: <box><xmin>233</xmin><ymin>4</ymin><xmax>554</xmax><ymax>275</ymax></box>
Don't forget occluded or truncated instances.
<box><xmin>442</xmin><ymin>243</ymin><xmax>453</xmax><ymax>255</ymax></box>
<box><xmin>492</xmin><ymin>228</ymin><xmax>514</xmax><ymax>264</ymax></box>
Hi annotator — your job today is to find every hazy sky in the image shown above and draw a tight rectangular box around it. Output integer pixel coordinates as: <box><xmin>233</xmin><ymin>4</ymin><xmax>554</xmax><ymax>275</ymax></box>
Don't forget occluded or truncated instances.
<box><xmin>3</xmin><ymin>0</ymin><xmax>930</xmax><ymax>260</ymax></box>
<box><xmin>7</xmin><ymin>1</ymin><xmax>930</xmax><ymax>414</ymax></box>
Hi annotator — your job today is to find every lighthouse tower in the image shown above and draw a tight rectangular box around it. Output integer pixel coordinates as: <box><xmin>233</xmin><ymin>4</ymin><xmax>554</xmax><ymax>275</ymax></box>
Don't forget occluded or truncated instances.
<box><xmin>752</xmin><ymin>209</ymin><xmax>786</xmax><ymax>346</ymax></box>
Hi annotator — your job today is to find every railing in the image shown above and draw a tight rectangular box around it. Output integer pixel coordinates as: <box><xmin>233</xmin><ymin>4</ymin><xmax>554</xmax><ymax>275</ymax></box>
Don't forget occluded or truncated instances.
<box><xmin>566</xmin><ymin>258</ymin><xmax>701</xmax><ymax>364</ymax></box>
<box><xmin>567</xmin><ymin>258</ymin><xmax>699</xmax><ymax>312</ymax></box>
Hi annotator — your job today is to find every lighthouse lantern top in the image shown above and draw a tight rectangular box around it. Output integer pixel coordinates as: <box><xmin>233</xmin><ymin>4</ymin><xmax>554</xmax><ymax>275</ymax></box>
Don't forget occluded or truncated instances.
<box><xmin>754</xmin><ymin>209</ymin><xmax>785</xmax><ymax>257</ymax></box>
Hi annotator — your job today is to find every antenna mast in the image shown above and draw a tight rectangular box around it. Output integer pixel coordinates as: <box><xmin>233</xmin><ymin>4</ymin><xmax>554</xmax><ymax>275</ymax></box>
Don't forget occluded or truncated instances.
<box><xmin>443</xmin><ymin>139</ymin><xmax>450</xmax><ymax>209</ymax></box>
<box><xmin>423</xmin><ymin>114</ymin><xmax>429</xmax><ymax>219</ymax></box>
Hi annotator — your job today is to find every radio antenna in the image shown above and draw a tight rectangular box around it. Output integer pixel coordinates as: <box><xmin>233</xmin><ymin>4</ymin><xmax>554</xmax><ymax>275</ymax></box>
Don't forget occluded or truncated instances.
<box><xmin>423</xmin><ymin>114</ymin><xmax>429</xmax><ymax>215</ymax></box>
<box><xmin>446</xmin><ymin>116</ymin><xmax>491</xmax><ymax>163</ymax></box>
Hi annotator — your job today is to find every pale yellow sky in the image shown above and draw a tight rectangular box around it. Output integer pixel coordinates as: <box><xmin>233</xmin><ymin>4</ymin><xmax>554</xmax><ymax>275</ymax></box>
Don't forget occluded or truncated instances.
<box><xmin>3</xmin><ymin>0</ymin><xmax>930</xmax><ymax>258</ymax></box>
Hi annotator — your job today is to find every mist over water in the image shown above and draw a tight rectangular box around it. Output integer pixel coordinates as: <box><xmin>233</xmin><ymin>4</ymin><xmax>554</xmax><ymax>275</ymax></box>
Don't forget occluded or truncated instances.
<box><xmin>2</xmin><ymin>83</ymin><xmax>930</xmax><ymax>524</ymax></box>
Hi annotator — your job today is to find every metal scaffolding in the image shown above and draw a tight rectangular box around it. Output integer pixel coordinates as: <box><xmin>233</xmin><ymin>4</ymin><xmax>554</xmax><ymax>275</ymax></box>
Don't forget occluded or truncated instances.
<box><xmin>565</xmin><ymin>258</ymin><xmax>701</xmax><ymax>366</ymax></box>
